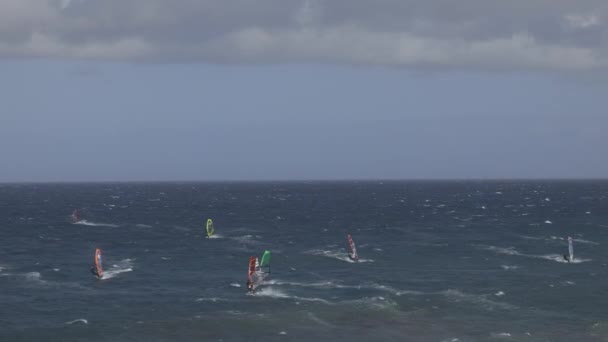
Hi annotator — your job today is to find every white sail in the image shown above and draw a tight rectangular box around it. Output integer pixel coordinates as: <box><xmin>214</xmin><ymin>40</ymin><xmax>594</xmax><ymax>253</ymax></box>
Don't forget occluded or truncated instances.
<box><xmin>568</xmin><ymin>236</ymin><xmax>574</xmax><ymax>261</ymax></box>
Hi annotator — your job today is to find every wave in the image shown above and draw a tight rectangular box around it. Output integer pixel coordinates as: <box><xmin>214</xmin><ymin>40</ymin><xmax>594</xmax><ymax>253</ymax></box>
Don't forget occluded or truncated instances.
<box><xmin>441</xmin><ymin>289</ymin><xmax>516</xmax><ymax>310</ymax></box>
<box><xmin>490</xmin><ymin>332</ymin><xmax>511</xmax><ymax>338</ymax></box>
<box><xmin>74</xmin><ymin>220</ymin><xmax>119</xmax><ymax>228</ymax></box>
<box><xmin>135</xmin><ymin>224</ymin><xmax>153</xmax><ymax>228</ymax></box>
<box><xmin>538</xmin><ymin>254</ymin><xmax>591</xmax><ymax>264</ymax></box>
<box><xmin>195</xmin><ymin>297</ymin><xmax>225</xmax><ymax>303</ymax></box>
<box><xmin>479</xmin><ymin>245</ymin><xmax>592</xmax><ymax>264</ymax></box>
<box><xmin>253</xmin><ymin>287</ymin><xmax>331</xmax><ymax>304</ymax></box>
<box><xmin>101</xmin><ymin>259</ymin><xmax>134</xmax><ymax>279</ymax></box>
<box><xmin>306</xmin><ymin>312</ymin><xmax>335</xmax><ymax>327</ymax></box>
<box><xmin>344</xmin><ymin>296</ymin><xmax>399</xmax><ymax>311</ymax></box>
<box><xmin>266</xmin><ymin>279</ymin><xmax>357</xmax><ymax>289</ymax></box>
<box><xmin>573</xmin><ymin>238</ymin><xmax>599</xmax><ymax>245</ymax></box>
<box><xmin>521</xmin><ymin>235</ymin><xmax>599</xmax><ymax>245</ymax></box>
<box><xmin>207</xmin><ymin>234</ymin><xmax>223</xmax><ymax>239</ymax></box>
<box><xmin>65</xmin><ymin>319</ymin><xmax>88</xmax><ymax>325</ymax></box>
<box><xmin>500</xmin><ymin>265</ymin><xmax>520</xmax><ymax>270</ymax></box>
<box><xmin>24</xmin><ymin>271</ymin><xmax>46</xmax><ymax>284</ymax></box>
<box><xmin>230</xmin><ymin>283</ymin><xmax>242</xmax><ymax>288</ymax></box>
<box><xmin>304</xmin><ymin>249</ymin><xmax>373</xmax><ymax>263</ymax></box>
<box><xmin>231</xmin><ymin>235</ymin><xmax>261</xmax><ymax>245</ymax></box>
<box><xmin>266</xmin><ymin>279</ymin><xmax>422</xmax><ymax>297</ymax></box>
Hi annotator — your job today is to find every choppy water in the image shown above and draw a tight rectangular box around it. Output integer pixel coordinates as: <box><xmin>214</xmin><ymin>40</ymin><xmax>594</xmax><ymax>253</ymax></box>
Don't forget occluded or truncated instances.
<box><xmin>1</xmin><ymin>181</ymin><xmax>608</xmax><ymax>341</ymax></box>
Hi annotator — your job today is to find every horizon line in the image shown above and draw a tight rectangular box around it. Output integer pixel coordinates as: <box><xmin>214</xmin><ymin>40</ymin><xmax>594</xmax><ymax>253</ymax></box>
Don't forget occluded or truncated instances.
<box><xmin>1</xmin><ymin>177</ymin><xmax>607</xmax><ymax>185</ymax></box>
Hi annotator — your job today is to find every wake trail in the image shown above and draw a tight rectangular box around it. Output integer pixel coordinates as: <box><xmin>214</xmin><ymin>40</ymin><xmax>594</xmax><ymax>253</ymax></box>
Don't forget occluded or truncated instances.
<box><xmin>74</xmin><ymin>220</ymin><xmax>119</xmax><ymax>228</ymax></box>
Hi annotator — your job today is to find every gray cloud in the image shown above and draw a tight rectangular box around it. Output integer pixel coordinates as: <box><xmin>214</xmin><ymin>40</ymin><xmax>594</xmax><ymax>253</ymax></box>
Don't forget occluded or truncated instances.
<box><xmin>1</xmin><ymin>0</ymin><xmax>607</xmax><ymax>71</ymax></box>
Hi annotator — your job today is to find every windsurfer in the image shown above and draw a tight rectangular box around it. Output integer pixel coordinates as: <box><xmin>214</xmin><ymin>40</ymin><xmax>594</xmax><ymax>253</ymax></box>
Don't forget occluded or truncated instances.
<box><xmin>563</xmin><ymin>254</ymin><xmax>570</xmax><ymax>263</ymax></box>
<box><xmin>246</xmin><ymin>279</ymin><xmax>254</xmax><ymax>293</ymax></box>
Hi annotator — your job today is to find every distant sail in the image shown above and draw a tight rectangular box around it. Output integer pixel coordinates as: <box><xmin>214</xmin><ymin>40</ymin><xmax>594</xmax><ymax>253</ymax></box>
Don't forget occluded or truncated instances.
<box><xmin>94</xmin><ymin>248</ymin><xmax>103</xmax><ymax>278</ymax></box>
<box><xmin>206</xmin><ymin>219</ymin><xmax>215</xmax><ymax>238</ymax></box>
<box><xmin>347</xmin><ymin>234</ymin><xmax>358</xmax><ymax>261</ymax></box>
<box><xmin>568</xmin><ymin>236</ymin><xmax>574</xmax><ymax>261</ymax></box>
<box><xmin>71</xmin><ymin>209</ymin><xmax>80</xmax><ymax>223</ymax></box>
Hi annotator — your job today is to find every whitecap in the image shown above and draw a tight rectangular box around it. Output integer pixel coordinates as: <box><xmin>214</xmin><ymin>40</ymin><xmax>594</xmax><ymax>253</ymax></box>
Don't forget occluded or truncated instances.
<box><xmin>101</xmin><ymin>259</ymin><xmax>134</xmax><ymax>279</ymax></box>
<box><xmin>65</xmin><ymin>319</ymin><xmax>88</xmax><ymax>325</ymax></box>
<box><xmin>304</xmin><ymin>249</ymin><xmax>373</xmax><ymax>263</ymax></box>
<box><xmin>254</xmin><ymin>287</ymin><xmax>330</xmax><ymax>304</ymax></box>
<box><xmin>491</xmin><ymin>332</ymin><xmax>511</xmax><ymax>338</ymax></box>
<box><xmin>500</xmin><ymin>265</ymin><xmax>520</xmax><ymax>270</ymax></box>
<box><xmin>74</xmin><ymin>220</ymin><xmax>119</xmax><ymax>228</ymax></box>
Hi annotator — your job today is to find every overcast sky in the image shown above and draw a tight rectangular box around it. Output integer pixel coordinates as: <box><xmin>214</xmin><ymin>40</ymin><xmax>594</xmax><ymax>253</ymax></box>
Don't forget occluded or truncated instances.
<box><xmin>1</xmin><ymin>0</ymin><xmax>607</xmax><ymax>181</ymax></box>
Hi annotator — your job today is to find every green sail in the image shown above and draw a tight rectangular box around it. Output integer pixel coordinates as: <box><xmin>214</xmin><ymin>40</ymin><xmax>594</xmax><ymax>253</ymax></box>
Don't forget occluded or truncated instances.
<box><xmin>206</xmin><ymin>218</ymin><xmax>214</xmax><ymax>237</ymax></box>
<box><xmin>260</xmin><ymin>250</ymin><xmax>271</xmax><ymax>267</ymax></box>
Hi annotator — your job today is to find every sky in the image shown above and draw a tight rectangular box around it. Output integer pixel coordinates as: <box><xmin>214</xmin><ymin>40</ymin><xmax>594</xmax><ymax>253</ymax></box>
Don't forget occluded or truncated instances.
<box><xmin>1</xmin><ymin>0</ymin><xmax>607</xmax><ymax>181</ymax></box>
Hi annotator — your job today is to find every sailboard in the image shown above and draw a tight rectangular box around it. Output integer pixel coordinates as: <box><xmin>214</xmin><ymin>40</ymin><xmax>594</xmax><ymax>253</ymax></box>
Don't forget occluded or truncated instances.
<box><xmin>347</xmin><ymin>234</ymin><xmax>359</xmax><ymax>261</ymax></box>
<box><xmin>94</xmin><ymin>248</ymin><xmax>103</xmax><ymax>278</ymax></box>
<box><xmin>206</xmin><ymin>218</ymin><xmax>215</xmax><ymax>238</ymax></box>
<box><xmin>568</xmin><ymin>236</ymin><xmax>574</xmax><ymax>262</ymax></box>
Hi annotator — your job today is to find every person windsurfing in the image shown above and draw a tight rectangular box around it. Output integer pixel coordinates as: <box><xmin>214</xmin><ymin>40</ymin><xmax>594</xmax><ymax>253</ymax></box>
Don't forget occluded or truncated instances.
<box><xmin>347</xmin><ymin>234</ymin><xmax>359</xmax><ymax>261</ymax></box>
<box><xmin>564</xmin><ymin>236</ymin><xmax>574</xmax><ymax>263</ymax></box>
<box><xmin>91</xmin><ymin>248</ymin><xmax>103</xmax><ymax>279</ymax></box>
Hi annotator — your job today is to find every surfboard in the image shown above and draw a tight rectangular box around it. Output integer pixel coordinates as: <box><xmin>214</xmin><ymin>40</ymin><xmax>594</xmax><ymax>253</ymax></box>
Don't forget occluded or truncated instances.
<box><xmin>347</xmin><ymin>234</ymin><xmax>359</xmax><ymax>261</ymax></box>
<box><xmin>206</xmin><ymin>218</ymin><xmax>214</xmax><ymax>238</ymax></box>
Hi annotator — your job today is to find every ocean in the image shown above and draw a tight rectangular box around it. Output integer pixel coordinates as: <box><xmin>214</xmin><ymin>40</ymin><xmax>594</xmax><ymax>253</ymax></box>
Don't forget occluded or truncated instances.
<box><xmin>1</xmin><ymin>181</ymin><xmax>607</xmax><ymax>341</ymax></box>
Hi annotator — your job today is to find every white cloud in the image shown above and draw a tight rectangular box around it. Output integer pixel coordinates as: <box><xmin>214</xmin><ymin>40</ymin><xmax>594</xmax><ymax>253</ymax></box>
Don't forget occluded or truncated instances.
<box><xmin>565</xmin><ymin>14</ymin><xmax>601</xmax><ymax>29</ymax></box>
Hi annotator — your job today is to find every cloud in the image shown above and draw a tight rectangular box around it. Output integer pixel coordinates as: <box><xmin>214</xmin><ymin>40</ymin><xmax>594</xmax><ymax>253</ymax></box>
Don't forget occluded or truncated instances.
<box><xmin>0</xmin><ymin>0</ymin><xmax>607</xmax><ymax>71</ymax></box>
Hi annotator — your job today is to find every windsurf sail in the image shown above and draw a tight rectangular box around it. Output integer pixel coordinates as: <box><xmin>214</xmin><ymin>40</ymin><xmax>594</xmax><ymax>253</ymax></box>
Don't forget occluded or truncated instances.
<box><xmin>347</xmin><ymin>234</ymin><xmax>358</xmax><ymax>261</ymax></box>
<box><xmin>94</xmin><ymin>248</ymin><xmax>103</xmax><ymax>278</ymax></box>
<box><xmin>568</xmin><ymin>236</ymin><xmax>574</xmax><ymax>261</ymax></box>
<box><xmin>248</xmin><ymin>256</ymin><xmax>256</xmax><ymax>281</ymax></box>
<box><xmin>260</xmin><ymin>250</ymin><xmax>271</xmax><ymax>274</ymax></box>
<box><xmin>71</xmin><ymin>209</ymin><xmax>80</xmax><ymax>223</ymax></box>
<box><xmin>206</xmin><ymin>218</ymin><xmax>215</xmax><ymax>238</ymax></box>
<box><xmin>247</xmin><ymin>256</ymin><xmax>262</xmax><ymax>291</ymax></box>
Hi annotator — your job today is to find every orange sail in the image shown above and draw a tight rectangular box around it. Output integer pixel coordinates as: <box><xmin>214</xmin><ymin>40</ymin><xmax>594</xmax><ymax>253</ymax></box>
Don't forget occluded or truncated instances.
<box><xmin>248</xmin><ymin>256</ymin><xmax>256</xmax><ymax>281</ymax></box>
<box><xmin>94</xmin><ymin>248</ymin><xmax>103</xmax><ymax>278</ymax></box>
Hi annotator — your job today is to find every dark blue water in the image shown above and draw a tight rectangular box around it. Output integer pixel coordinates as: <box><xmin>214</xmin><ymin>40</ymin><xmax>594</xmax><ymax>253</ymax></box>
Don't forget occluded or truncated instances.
<box><xmin>1</xmin><ymin>181</ymin><xmax>608</xmax><ymax>341</ymax></box>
